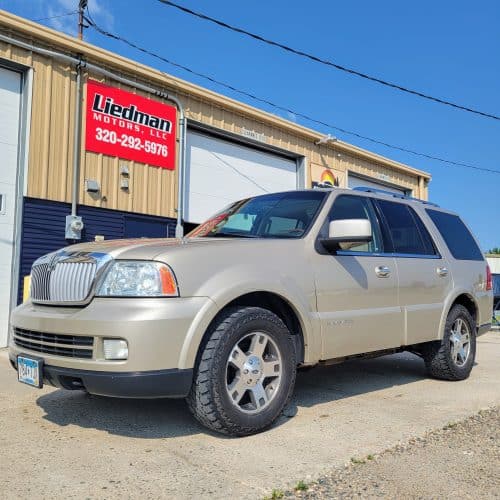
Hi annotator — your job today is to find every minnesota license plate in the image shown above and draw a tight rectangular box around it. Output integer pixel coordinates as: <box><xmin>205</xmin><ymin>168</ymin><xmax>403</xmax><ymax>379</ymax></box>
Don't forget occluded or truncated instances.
<box><xmin>17</xmin><ymin>355</ymin><xmax>43</xmax><ymax>388</ymax></box>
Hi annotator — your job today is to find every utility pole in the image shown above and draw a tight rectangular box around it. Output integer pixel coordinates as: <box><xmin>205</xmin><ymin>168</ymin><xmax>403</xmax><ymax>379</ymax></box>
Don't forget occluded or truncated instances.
<box><xmin>78</xmin><ymin>0</ymin><xmax>88</xmax><ymax>40</ymax></box>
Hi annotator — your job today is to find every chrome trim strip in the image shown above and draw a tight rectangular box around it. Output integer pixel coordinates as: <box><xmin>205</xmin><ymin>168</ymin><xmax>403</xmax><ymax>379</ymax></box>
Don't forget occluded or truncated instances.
<box><xmin>336</xmin><ymin>251</ymin><xmax>442</xmax><ymax>259</ymax></box>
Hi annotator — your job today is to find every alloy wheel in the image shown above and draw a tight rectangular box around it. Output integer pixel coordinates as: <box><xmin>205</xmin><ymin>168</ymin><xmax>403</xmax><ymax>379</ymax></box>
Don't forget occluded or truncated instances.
<box><xmin>225</xmin><ymin>332</ymin><xmax>282</xmax><ymax>414</ymax></box>
<box><xmin>449</xmin><ymin>317</ymin><xmax>471</xmax><ymax>367</ymax></box>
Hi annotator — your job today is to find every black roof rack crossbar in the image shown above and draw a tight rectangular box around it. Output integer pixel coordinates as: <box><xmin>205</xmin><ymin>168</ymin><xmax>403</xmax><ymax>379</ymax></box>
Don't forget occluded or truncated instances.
<box><xmin>352</xmin><ymin>186</ymin><xmax>439</xmax><ymax>207</ymax></box>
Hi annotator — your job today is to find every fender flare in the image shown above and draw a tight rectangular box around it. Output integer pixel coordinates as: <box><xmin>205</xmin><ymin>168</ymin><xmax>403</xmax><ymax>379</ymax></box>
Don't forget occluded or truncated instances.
<box><xmin>176</xmin><ymin>284</ymin><xmax>319</xmax><ymax>370</ymax></box>
<box><xmin>437</xmin><ymin>289</ymin><xmax>479</xmax><ymax>340</ymax></box>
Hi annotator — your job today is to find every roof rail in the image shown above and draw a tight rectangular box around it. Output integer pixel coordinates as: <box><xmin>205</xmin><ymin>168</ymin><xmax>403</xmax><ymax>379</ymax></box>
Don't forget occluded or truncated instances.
<box><xmin>352</xmin><ymin>186</ymin><xmax>439</xmax><ymax>207</ymax></box>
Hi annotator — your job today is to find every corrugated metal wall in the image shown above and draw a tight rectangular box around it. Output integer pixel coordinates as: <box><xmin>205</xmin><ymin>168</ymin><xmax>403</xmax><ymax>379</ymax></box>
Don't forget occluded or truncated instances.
<box><xmin>18</xmin><ymin>197</ymin><xmax>176</xmax><ymax>303</ymax></box>
<box><xmin>0</xmin><ymin>32</ymin><xmax>425</xmax><ymax>222</ymax></box>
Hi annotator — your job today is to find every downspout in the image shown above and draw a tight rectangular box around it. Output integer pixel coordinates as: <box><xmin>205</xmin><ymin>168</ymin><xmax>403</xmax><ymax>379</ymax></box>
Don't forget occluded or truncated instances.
<box><xmin>176</xmin><ymin>114</ymin><xmax>187</xmax><ymax>238</ymax></box>
<box><xmin>71</xmin><ymin>58</ymin><xmax>83</xmax><ymax>218</ymax></box>
<box><xmin>0</xmin><ymin>33</ymin><xmax>188</xmax><ymax>237</ymax></box>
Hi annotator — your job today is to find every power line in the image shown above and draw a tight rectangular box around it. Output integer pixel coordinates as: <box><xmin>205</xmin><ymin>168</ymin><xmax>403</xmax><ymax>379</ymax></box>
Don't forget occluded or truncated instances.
<box><xmin>84</xmin><ymin>16</ymin><xmax>500</xmax><ymax>176</ymax></box>
<box><xmin>157</xmin><ymin>0</ymin><xmax>500</xmax><ymax>122</ymax></box>
<box><xmin>33</xmin><ymin>11</ymin><xmax>78</xmax><ymax>22</ymax></box>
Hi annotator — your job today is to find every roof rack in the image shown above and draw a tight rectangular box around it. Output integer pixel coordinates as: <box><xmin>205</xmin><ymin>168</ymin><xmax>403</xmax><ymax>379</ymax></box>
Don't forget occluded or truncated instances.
<box><xmin>352</xmin><ymin>186</ymin><xmax>439</xmax><ymax>207</ymax></box>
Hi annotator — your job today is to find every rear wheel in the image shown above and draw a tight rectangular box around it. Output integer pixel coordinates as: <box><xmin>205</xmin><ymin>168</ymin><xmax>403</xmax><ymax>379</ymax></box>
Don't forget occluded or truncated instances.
<box><xmin>187</xmin><ymin>306</ymin><xmax>297</xmax><ymax>436</ymax></box>
<box><xmin>424</xmin><ymin>304</ymin><xmax>476</xmax><ymax>381</ymax></box>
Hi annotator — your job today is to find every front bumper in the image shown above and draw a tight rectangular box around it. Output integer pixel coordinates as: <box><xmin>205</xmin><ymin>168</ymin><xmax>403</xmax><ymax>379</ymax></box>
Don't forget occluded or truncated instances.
<box><xmin>9</xmin><ymin>356</ymin><xmax>192</xmax><ymax>398</ymax></box>
<box><xmin>9</xmin><ymin>296</ymin><xmax>214</xmax><ymax>375</ymax></box>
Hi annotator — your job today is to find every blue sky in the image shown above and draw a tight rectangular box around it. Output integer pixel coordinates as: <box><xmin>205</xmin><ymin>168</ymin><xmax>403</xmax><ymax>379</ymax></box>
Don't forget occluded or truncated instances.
<box><xmin>2</xmin><ymin>0</ymin><xmax>499</xmax><ymax>250</ymax></box>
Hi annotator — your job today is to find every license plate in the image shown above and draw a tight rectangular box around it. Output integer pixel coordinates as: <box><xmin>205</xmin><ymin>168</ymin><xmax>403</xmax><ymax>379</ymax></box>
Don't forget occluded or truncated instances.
<box><xmin>17</xmin><ymin>355</ymin><xmax>43</xmax><ymax>388</ymax></box>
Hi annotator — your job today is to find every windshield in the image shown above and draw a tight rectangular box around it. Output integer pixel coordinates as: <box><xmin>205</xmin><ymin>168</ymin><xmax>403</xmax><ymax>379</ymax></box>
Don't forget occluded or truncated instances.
<box><xmin>187</xmin><ymin>191</ymin><xmax>327</xmax><ymax>239</ymax></box>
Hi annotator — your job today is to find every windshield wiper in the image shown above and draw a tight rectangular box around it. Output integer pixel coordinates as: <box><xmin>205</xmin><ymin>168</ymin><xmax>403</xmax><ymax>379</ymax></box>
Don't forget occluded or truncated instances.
<box><xmin>209</xmin><ymin>232</ymin><xmax>258</xmax><ymax>238</ymax></box>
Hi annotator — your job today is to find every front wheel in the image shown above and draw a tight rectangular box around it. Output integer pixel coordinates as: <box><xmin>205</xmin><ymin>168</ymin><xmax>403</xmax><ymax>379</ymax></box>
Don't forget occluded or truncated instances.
<box><xmin>423</xmin><ymin>304</ymin><xmax>476</xmax><ymax>381</ymax></box>
<box><xmin>187</xmin><ymin>306</ymin><xmax>297</xmax><ymax>436</ymax></box>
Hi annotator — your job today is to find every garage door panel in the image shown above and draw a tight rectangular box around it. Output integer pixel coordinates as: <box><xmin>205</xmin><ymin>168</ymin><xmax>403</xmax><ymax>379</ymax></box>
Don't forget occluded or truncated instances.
<box><xmin>188</xmin><ymin>147</ymin><xmax>293</xmax><ymax>196</ymax></box>
<box><xmin>0</xmin><ymin>70</ymin><xmax>20</xmax><ymax>145</ymax></box>
<box><xmin>185</xmin><ymin>131</ymin><xmax>297</xmax><ymax>223</ymax></box>
<box><xmin>0</xmin><ymin>66</ymin><xmax>21</xmax><ymax>347</ymax></box>
<box><xmin>0</xmin><ymin>145</ymin><xmax>19</xmax><ymax>185</ymax></box>
<box><xmin>187</xmin><ymin>154</ymin><xmax>267</xmax><ymax>199</ymax></box>
<box><xmin>348</xmin><ymin>173</ymin><xmax>409</xmax><ymax>195</ymax></box>
<box><xmin>0</xmin><ymin>263</ymin><xmax>13</xmax><ymax>333</ymax></box>
<box><xmin>201</xmin><ymin>138</ymin><xmax>296</xmax><ymax>174</ymax></box>
<box><xmin>0</xmin><ymin>117</ymin><xmax>20</xmax><ymax>145</ymax></box>
<box><xmin>0</xmin><ymin>218</ymin><xmax>14</xmax><ymax>228</ymax></box>
<box><xmin>188</xmin><ymin>192</ymin><xmax>233</xmax><ymax>218</ymax></box>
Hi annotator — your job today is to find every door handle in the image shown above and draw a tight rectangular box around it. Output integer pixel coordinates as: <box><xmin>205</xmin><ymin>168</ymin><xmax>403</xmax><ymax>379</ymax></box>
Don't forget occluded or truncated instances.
<box><xmin>437</xmin><ymin>267</ymin><xmax>449</xmax><ymax>277</ymax></box>
<box><xmin>375</xmin><ymin>266</ymin><xmax>391</xmax><ymax>278</ymax></box>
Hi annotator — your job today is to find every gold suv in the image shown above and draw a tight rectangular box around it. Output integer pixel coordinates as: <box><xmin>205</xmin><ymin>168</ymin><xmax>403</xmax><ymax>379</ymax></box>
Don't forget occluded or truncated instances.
<box><xmin>9</xmin><ymin>188</ymin><xmax>493</xmax><ymax>436</ymax></box>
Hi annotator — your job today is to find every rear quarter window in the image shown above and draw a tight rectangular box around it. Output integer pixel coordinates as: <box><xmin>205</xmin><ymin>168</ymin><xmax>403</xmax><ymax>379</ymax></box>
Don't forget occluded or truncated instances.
<box><xmin>426</xmin><ymin>209</ymin><xmax>483</xmax><ymax>261</ymax></box>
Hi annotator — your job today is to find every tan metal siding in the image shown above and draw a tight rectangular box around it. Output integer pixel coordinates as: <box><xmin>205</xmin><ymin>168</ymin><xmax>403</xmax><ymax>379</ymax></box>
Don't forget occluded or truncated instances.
<box><xmin>0</xmin><ymin>17</ymin><xmax>428</xmax><ymax>220</ymax></box>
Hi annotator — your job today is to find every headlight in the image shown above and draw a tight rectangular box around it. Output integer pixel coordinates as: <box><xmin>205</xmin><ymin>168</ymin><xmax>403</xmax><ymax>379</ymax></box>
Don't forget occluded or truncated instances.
<box><xmin>96</xmin><ymin>261</ymin><xmax>179</xmax><ymax>297</ymax></box>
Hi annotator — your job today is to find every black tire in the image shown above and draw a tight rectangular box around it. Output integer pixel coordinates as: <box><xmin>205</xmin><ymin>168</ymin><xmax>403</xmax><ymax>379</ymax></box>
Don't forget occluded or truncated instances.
<box><xmin>186</xmin><ymin>306</ymin><xmax>297</xmax><ymax>436</ymax></box>
<box><xmin>423</xmin><ymin>304</ymin><xmax>476</xmax><ymax>381</ymax></box>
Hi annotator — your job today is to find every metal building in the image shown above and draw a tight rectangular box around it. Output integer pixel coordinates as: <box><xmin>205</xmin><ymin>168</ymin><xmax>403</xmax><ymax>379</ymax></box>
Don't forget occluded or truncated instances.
<box><xmin>0</xmin><ymin>10</ymin><xmax>431</xmax><ymax>346</ymax></box>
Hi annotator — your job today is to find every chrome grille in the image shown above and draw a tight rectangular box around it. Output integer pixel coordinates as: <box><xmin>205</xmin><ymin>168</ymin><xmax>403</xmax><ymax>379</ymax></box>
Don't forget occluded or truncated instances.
<box><xmin>49</xmin><ymin>261</ymin><xmax>96</xmax><ymax>302</ymax></box>
<box><xmin>13</xmin><ymin>328</ymin><xmax>94</xmax><ymax>359</ymax></box>
<box><xmin>30</xmin><ymin>252</ymin><xmax>109</xmax><ymax>305</ymax></box>
<box><xmin>31</xmin><ymin>263</ymin><xmax>51</xmax><ymax>301</ymax></box>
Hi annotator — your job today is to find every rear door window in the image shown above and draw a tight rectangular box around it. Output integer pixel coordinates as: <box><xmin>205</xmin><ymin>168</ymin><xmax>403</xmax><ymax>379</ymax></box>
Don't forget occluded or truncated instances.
<box><xmin>426</xmin><ymin>209</ymin><xmax>483</xmax><ymax>261</ymax></box>
<box><xmin>376</xmin><ymin>200</ymin><xmax>437</xmax><ymax>256</ymax></box>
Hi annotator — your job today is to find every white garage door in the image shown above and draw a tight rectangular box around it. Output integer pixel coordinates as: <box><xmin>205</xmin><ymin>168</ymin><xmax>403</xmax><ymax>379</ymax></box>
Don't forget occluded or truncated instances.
<box><xmin>348</xmin><ymin>173</ymin><xmax>409</xmax><ymax>195</ymax></box>
<box><xmin>0</xmin><ymin>67</ymin><xmax>21</xmax><ymax>347</ymax></box>
<box><xmin>185</xmin><ymin>131</ymin><xmax>298</xmax><ymax>223</ymax></box>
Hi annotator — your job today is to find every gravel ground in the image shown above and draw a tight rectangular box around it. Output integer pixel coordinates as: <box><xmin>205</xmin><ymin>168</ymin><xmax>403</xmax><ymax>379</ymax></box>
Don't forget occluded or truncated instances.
<box><xmin>281</xmin><ymin>407</ymin><xmax>500</xmax><ymax>499</ymax></box>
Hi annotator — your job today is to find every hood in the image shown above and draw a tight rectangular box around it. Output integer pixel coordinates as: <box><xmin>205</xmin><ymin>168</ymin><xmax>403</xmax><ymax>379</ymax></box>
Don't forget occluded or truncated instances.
<box><xmin>63</xmin><ymin>237</ymin><xmax>253</xmax><ymax>261</ymax></box>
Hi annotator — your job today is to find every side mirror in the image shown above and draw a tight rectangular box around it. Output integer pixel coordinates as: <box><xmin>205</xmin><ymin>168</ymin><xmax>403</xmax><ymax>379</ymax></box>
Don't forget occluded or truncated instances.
<box><xmin>320</xmin><ymin>218</ymin><xmax>372</xmax><ymax>252</ymax></box>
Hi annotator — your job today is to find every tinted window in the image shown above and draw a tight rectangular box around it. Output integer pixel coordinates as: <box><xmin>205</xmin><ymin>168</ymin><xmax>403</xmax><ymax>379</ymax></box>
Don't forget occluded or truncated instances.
<box><xmin>266</xmin><ymin>216</ymin><xmax>306</xmax><ymax>236</ymax></box>
<box><xmin>188</xmin><ymin>191</ymin><xmax>326</xmax><ymax>239</ymax></box>
<box><xmin>426</xmin><ymin>209</ymin><xmax>483</xmax><ymax>261</ymax></box>
<box><xmin>412</xmin><ymin>209</ymin><xmax>438</xmax><ymax>255</ymax></box>
<box><xmin>377</xmin><ymin>200</ymin><xmax>436</xmax><ymax>255</ymax></box>
<box><xmin>328</xmin><ymin>195</ymin><xmax>382</xmax><ymax>253</ymax></box>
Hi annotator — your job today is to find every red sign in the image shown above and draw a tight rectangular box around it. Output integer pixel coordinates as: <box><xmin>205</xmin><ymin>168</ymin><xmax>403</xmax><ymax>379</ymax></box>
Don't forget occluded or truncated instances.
<box><xmin>85</xmin><ymin>80</ymin><xmax>177</xmax><ymax>170</ymax></box>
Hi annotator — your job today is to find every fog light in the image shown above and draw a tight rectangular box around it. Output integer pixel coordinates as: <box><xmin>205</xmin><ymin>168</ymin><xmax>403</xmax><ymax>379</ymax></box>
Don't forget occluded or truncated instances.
<box><xmin>103</xmin><ymin>339</ymin><xmax>128</xmax><ymax>360</ymax></box>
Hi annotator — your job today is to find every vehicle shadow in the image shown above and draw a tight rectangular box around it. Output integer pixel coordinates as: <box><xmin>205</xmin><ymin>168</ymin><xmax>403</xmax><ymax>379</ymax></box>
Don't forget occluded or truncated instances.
<box><xmin>292</xmin><ymin>351</ymin><xmax>428</xmax><ymax>408</ymax></box>
<box><xmin>36</xmin><ymin>352</ymin><xmax>429</xmax><ymax>439</ymax></box>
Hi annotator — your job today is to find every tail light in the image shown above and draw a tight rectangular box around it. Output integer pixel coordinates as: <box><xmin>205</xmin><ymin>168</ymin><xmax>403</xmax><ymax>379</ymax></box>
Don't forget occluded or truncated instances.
<box><xmin>486</xmin><ymin>264</ymin><xmax>492</xmax><ymax>291</ymax></box>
